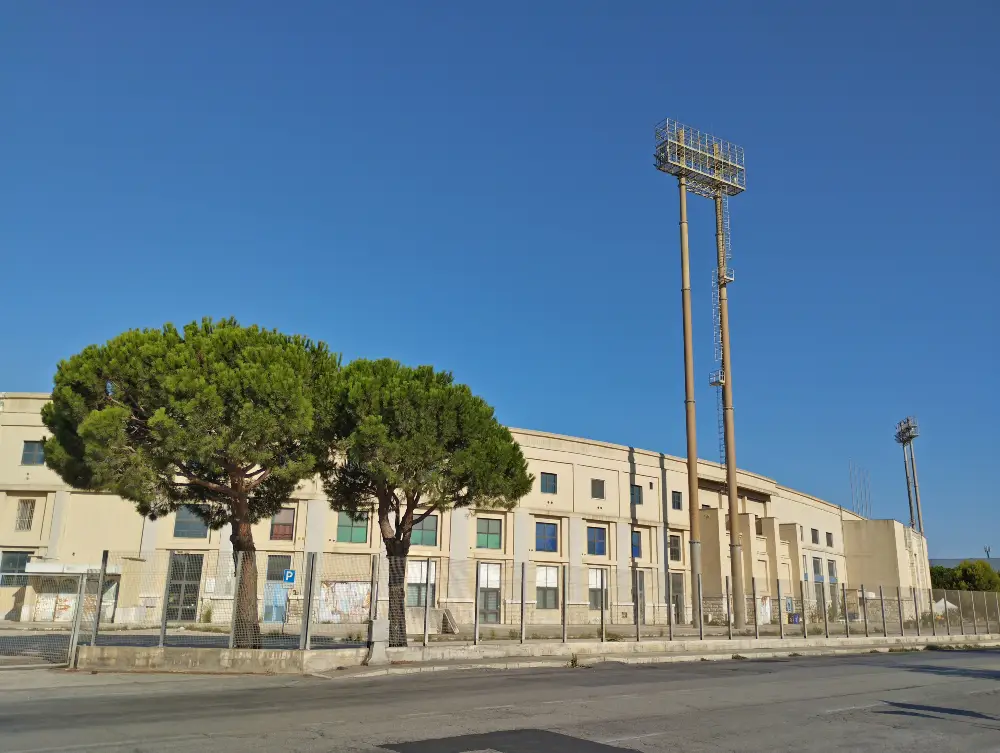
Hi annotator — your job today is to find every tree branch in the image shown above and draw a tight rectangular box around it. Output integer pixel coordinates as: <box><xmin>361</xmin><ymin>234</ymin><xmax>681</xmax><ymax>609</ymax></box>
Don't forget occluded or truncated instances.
<box><xmin>247</xmin><ymin>469</ymin><xmax>272</xmax><ymax>490</ymax></box>
<box><xmin>176</xmin><ymin>463</ymin><xmax>237</xmax><ymax>498</ymax></box>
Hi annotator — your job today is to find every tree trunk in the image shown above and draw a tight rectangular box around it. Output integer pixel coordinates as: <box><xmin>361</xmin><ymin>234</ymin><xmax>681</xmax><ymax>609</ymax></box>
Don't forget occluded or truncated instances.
<box><xmin>231</xmin><ymin>504</ymin><xmax>261</xmax><ymax>649</ymax></box>
<box><xmin>385</xmin><ymin>539</ymin><xmax>409</xmax><ymax>647</ymax></box>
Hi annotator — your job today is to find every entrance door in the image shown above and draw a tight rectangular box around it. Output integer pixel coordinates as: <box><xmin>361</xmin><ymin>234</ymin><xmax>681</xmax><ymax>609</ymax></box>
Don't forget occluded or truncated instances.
<box><xmin>670</xmin><ymin>572</ymin><xmax>685</xmax><ymax>625</ymax></box>
<box><xmin>634</xmin><ymin>570</ymin><xmax>646</xmax><ymax>625</ymax></box>
<box><xmin>166</xmin><ymin>553</ymin><xmax>204</xmax><ymax>622</ymax></box>
<box><xmin>264</xmin><ymin>555</ymin><xmax>291</xmax><ymax>623</ymax></box>
<box><xmin>478</xmin><ymin>562</ymin><xmax>501</xmax><ymax>624</ymax></box>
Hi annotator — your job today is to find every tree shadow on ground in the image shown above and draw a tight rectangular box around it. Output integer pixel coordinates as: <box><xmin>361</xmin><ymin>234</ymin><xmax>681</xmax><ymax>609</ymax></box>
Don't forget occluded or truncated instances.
<box><xmin>880</xmin><ymin>701</ymin><xmax>996</xmax><ymax>721</ymax></box>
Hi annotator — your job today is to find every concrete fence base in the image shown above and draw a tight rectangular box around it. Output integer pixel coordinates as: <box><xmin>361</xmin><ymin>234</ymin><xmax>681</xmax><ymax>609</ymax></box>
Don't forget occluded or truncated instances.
<box><xmin>74</xmin><ymin>633</ymin><xmax>1000</xmax><ymax>675</ymax></box>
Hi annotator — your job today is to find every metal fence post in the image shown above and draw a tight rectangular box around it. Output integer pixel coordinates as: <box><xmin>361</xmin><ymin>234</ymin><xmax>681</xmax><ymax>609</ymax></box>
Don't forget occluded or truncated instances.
<box><xmin>929</xmin><ymin>589</ymin><xmax>937</xmax><ymax>637</ymax></box>
<box><xmin>159</xmin><ymin>550</ymin><xmax>173</xmax><ymax>648</ymax></box>
<box><xmin>600</xmin><ymin>569</ymin><xmax>607</xmax><ymax>643</ymax></box>
<box><xmin>861</xmin><ymin>585</ymin><xmax>869</xmax><ymax>638</ymax></box>
<box><xmin>896</xmin><ymin>587</ymin><xmax>905</xmax><ymax>636</ymax></box>
<box><xmin>843</xmin><ymin>583</ymin><xmax>850</xmax><ymax>638</ymax></box>
<box><xmin>422</xmin><ymin>557</ymin><xmax>433</xmax><ymax>648</ymax></box>
<box><xmin>994</xmin><ymin>592</ymin><xmax>1000</xmax><ymax>635</ymax></box>
<box><xmin>800</xmin><ymin>580</ymin><xmax>808</xmax><ymax>638</ymax></box>
<box><xmin>944</xmin><ymin>591</ymin><xmax>951</xmax><ymax>635</ymax></box>
<box><xmin>957</xmin><ymin>591</ymin><xmax>965</xmax><ymax>635</ymax></box>
<box><xmin>229</xmin><ymin>551</ymin><xmax>244</xmax><ymax>650</ymax></box>
<box><xmin>300</xmin><ymin>552</ymin><xmax>317</xmax><ymax>651</ymax></box>
<box><xmin>520</xmin><ymin>562</ymin><xmax>527</xmax><ymax>644</ymax></box>
<box><xmin>822</xmin><ymin>582</ymin><xmax>830</xmax><ymax>639</ymax></box>
<box><xmin>777</xmin><ymin>580</ymin><xmax>785</xmax><ymax>639</ymax></box>
<box><xmin>751</xmin><ymin>577</ymin><xmax>759</xmax><ymax>640</ymax></box>
<box><xmin>971</xmin><ymin>592</ymin><xmax>979</xmax><ymax>636</ymax></box>
<box><xmin>473</xmin><ymin>564</ymin><xmax>481</xmax><ymax>646</ymax></box>
<box><xmin>912</xmin><ymin>587</ymin><xmax>921</xmax><ymax>637</ymax></box>
<box><xmin>369</xmin><ymin>554</ymin><xmax>381</xmax><ymax>623</ymax></box>
<box><xmin>634</xmin><ymin>569</ymin><xmax>641</xmax><ymax>643</ymax></box>
<box><xmin>561</xmin><ymin>565</ymin><xmax>568</xmax><ymax>643</ymax></box>
<box><xmin>89</xmin><ymin>550</ymin><xmax>109</xmax><ymax>647</ymax></box>
<box><xmin>697</xmin><ymin>573</ymin><xmax>704</xmax><ymax>641</ymax></box>
<box><xmin>879</xmin><ymin>586</ymin><xmax>887</xmax><ymax>637</ymax></box>
<box><xmin>66</xmin><ymin>573</ymin><xmax>88</xmax><ymax>667</ymax></box>
<box><xmin>726</xmin><ymin>576</ymin><xmax>733</xmax><ymax>640</ymax></box>
<box><xmin>666</xmin><ymin>573</ymin><xmax>673</xmax><ymax>641</ymax></box>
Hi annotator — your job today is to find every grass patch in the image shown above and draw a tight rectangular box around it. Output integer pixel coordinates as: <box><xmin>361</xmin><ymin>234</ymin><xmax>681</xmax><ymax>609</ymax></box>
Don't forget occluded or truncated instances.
<box><xmin>787</xmin><ymin>652</ymin><xmax>803</xmax><ymax>657</ymax></box>
<box><xmin>732</xmin><ymin>654</ymin><xmax>747</xmax><ymax>660</ymax></box>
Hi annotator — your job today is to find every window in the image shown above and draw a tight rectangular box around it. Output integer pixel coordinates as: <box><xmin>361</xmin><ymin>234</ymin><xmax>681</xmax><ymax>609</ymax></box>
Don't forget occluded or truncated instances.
<box><xmin>173</xmin><ymin>506</ymin><xmax>209</xmax><ymax>539</ymax></box>
<box><xmin>669</xmin><ymin>534</ymin><xmax>682</xmax><ymax>562</ymax></box>
<box><xmin>337</xmin><ymin>511</ymin><xmax>368</xmax><ymax>543</ymax></box>
<box><xmin>540</xmin><ymin>472</ymin><xmax>558</xmax><ymax>494</ymax></box>
<box><xmin>166</xmin><ymin>553</ymin><xmax>204</xmax><ymax>621</ymax></box>
<box><xmin>591</xmin><ymin>479</ymin><xmax>605</xmax><ymax>500</ymax></box>
<box><xmin>802</xmin><ymin>554</ymin><xmax>808</xmax><ymax>581</ymax></box>
<box><xmin>411</xmin><ymin>515</ymin><xmax>438</xmax><ymax>546</ymax></box>
<box><xmin>826</xmin><ymin>532</ymin><xmax>834</xmax><ymax>548</ymax></box>
<box><xmin>266</xmin><ymin>554</ymin><xmax>292</xmax><ymax>581</ymax></box>
<box><xmin>588</xmin><ymin>568</ymin><xmax>608</xmax><ymax>610</ymax></box>
<box><xmin>478</xmin><ymin>562</ymin><xmax>501</xmax><ymax>624</ymax></box>
<box><xmin>631</xmin><ymin>530</ymin><xmax>642</xmax><ymax>558</ymax></box>
<box><xmin>671</xmin><ymin>491</ymin><xmax>682</xmax><ymax>511</ymax></box>
<box><xmin>406</xmin><ymin>560</ymin><xmax>437</xmax><ymax>606</ymax></box>
<box><xmin>586</xmin><ymin>526</ymin><xmax>607</xmax><ymax>556</ymax></box>
<box><xmin>20</xmin><ymin>441</ymin><xmax>45</xmax><ymax>466</ymax></box>
<box><xmin>630</xmin><ymin>484</ymin><xmax>643</xmax><ymax>505</ymax></box>
<box><xmin>476</xmin><ymin>518</ymin><xmax>502</xmax><ymax>550</ymax></box>
<box><xmin>827</xmin><ymin>560</ymin><xmax>838</xmax><ymax>583</ymax></box>
<box><xmin>755</xmin><ymin>518</ymin><xmax>764</xmax><ymax>536</ymax></box>
<box><xmin>812</xmin><ymin>556</ymin><xmax>823</xmax><ymax>581</ymax></box>
<box><xmin>0</xmin><ymin>551</ymin><xmax>29</xmax><ymax>587</ymax></box>
<box><xmin>14</xmin><ymin>500</ymin><xmax>35</xmax><ymax>532</ymax></box>
<box><xmin>270</xmin><ymin>507</ymin><xmax>295</xmax><ymax>541</ymax></box>
<box><xmin>536</xmin><ymin>522</ymin><xmax>558</xmax><ymax>552</ymax></box>
<box><xmin>536</xmin><ymin>565</ymin><xmax>559</xmax><ymax>609</ymax></box>
<box><xmin>811</xmin><ymin>528</ymin><xmax>819</xmax><ymax>545</ymax></box>
<box><xmin>799</xmin><ymin>525</ymin><xmax>803</xmax><ymax>541</ymax></box>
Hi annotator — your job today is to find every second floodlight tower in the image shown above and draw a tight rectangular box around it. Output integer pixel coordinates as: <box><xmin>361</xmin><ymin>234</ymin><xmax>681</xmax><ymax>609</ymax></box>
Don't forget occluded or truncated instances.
<box><xmin>654</xmin><ymin>118</ymin><xmax>748</xmax><ymax>628</ymax></box>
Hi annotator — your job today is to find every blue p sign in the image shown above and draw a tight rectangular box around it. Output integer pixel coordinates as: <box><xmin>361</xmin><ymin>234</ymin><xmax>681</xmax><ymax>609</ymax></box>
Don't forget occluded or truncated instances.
<box><xmin>282</xmin><ymin>569</ymin><xmax>295</xmax><ymax>584</ymax></box>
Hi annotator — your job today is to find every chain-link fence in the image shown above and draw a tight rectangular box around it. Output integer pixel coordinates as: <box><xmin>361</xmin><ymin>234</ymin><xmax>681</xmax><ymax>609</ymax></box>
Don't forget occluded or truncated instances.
<box><xmin>4</xmin><ymin>550</ymin><xmax>1000</xmax><ymax>664</ymax></box>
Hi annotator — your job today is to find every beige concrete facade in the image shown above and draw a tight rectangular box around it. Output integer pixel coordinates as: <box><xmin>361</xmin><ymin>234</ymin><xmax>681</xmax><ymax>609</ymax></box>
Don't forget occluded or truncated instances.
<box><xmin>1</xmin><ymin>392</ymin><xmax>930</xmax><ymax>626</ymax></box>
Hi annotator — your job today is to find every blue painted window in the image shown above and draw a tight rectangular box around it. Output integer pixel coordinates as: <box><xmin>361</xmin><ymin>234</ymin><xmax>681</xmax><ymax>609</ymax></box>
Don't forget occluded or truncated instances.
<box><xmin>631</xmin><ymin>530</ymin><xmax>641</xmax><ymax>558</ymax></box>
<box><xmin>20</xmin><ymin>441</ymin><xmax>45</xmax><ymax>466</ymax></box>
<box><xmin>536</xmin><ymin>522</ymin><xmax>558</xmax><ymax>552</ymax></box>
<box><xmin>587</xmin><ymin>526</ymin><xmax>606</xmax><ymax>556</ymax></box>
<box><xmin>540</xmin><ymin>473</ymin><xmax>557</xmax><ymax>494</ymax></box>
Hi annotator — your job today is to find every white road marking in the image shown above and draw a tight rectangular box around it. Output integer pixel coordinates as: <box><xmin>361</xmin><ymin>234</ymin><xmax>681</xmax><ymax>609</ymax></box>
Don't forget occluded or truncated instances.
<box><xmin>472</xmin><ymin>704</ymin><xmax>515</xmax><ymax>710</ymax></box>
<box><xmin>601</xmin><ymin>731</ymin><xmax>669</xmax><ymax>743</ymax></box>
<box><xmin>821</xmin><ymin>702</ymin><xmax>884</xmax><ymax>715</ymax></box>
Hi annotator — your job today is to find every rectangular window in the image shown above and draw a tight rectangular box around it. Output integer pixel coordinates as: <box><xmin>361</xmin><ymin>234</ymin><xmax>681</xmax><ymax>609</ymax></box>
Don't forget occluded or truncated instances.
<box><xmin>14</xmin><ymin>500</ymin><xmax>35</xmax><ymax>532</ymax></box>
<box><xmin>671</xmin><ymin>491</ymin><xmax>682</xmax><ymax>511</ymax></box>
<box><xmin>535</xmin><ymin>522</ymin><xmax>558</xmax><ymax>552</ymax></box>
<box><xmin>269</xmin><ymin>507</ymin><xmax>295</xmax><ymax>541</ymax></box>
<box><xmin>827</xmin><ymin>560</ymin><xmax>838</xmax><ymax>583</ymax></box>
<box><xmin>812</xmin><ymin>556</ymin><xmax>823</xmax><ymax>581</ymax></box>
<box><xmin>630</xmin><ymin>484</ymin><xmax>643</xmax><ymax>505</ymax></box>
<box><xmin>411</xmin><ymin>515</ymin><xmax>438</xmax><ymax>547</ymax></box>
<box><xmin>669</xmin><ymin>534</ymin><xmax>682</xmax><ymax>562</ymax></box>
<box><xmin>535</xmin><ymin>565</ymin><xmax>559</xmax><ymax>609</ymax></box>
<box><xmin>173</xmin><ymin>505</ymin><xmax>209</xmax><ymax>539</ymax></box>
<box><xmin>586</xmin><ymin>526</ymin><xmax>607</xmax><ymax>556</ymax></box>
<box><xmin>0</xmin><ymin>551</ymin><xmax>30</xmax><ymax>587</ymax></box>
<box><xmin>590</xmin><ymin>479</ymin><xmax>605</xmax><ymax>500</ymax></box>
<box><xmin>406</xmin><ymin>560</ymin><xmax>437</xmax><ymax>607</ymax></box>
<box><xmin>540</xmin><ymin>472</ymin><xmax>558</xmax><ymax>494</ymax></box>
<box><xmin>337</xmin><ymin>511</ymin><xmax>368</xmax><ymax>543</ymax></box>
<box><xmin>811</xmin><ymin>528</ymin><xmax>819</xmax><ymax>545</ymax></box>
<box><xmin>631</xmin><ymin>530</ymin><xmax>642</xmax><ymax>558</ymax></box>
<box><xmin>755</xmin><ymin>518</ymin><xmax>764</xmax><ymax>536</ymax></box>
<box><xmin>266</xmin><ymin>554</ymin><xmax>292</xmax><ymax>581</ymax></box>
<box><xmin>20</xmin><ymin>441</ymin><xmax>45</xmax><ymax>466</ymax></box>
<box><xmin>803</xmin><ymin>554</ymin><xmax>808</xmax><ymax>581</ymax></box>
<box><xmin>476</xmin><ymin>518</ymin><xmax>502</xmax><ymax>550</ymax></box>
<box><xmin>799</xmin><ymin>525</ymin><xmax>803</xmax><ymax>541</ymax></box>
<box><xmin>588</xmin><ymin>568</ymin><xmax>608</xmax><ymax>610</ymax></box>
<box><xmin>826</xmin><ymin>532</ymin><xmax>834</xmax><ymax>548</ymax></box>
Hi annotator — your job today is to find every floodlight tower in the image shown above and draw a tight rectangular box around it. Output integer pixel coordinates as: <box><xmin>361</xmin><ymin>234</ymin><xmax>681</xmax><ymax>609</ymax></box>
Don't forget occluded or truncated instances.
<box><xmin>654</xmin><ymin>119</ymin><xmax>748</xmax><ymax>628</ymax></box>
<box><xmin>894</xmin><ymin>417</ymin><xmax>924</xmax><ymax>534</ymax></box>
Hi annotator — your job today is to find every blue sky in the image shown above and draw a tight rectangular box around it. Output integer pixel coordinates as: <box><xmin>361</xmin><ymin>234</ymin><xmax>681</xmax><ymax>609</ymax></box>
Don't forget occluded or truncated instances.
<box><xmin>2</xmin><ymin>2</ymin><xmax>997</xmax><ymax>556</ymax></box>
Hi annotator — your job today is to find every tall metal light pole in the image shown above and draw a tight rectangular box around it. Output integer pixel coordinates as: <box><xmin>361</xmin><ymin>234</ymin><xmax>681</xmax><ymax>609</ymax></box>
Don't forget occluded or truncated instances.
<box><xmin>655</xmin><ymin>118</ymin><xmax>747</xmax><ymax>629</ymax></box>
<box><xmin>895</xmin><ymin>417</ymin><xmax>924</xmax><ymax>535</ymax></box>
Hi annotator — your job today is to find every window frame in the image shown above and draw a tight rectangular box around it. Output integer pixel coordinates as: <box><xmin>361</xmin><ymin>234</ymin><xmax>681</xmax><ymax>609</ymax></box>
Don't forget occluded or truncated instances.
<box><xmin>269</xmin><ymin>507</ymin><xmax>296</xmax><ymax>541</ymax></box>
<box><xmin>827</xmin><ymin>559</ymin><xmax>838</xmax><ymax>582</ymax></box>
<box><xmin>336</xmin><ymin>511</ymin><xmax>369</xmax><ymax>544</ymax></box>
<box><xmin>802</xmin><ymin>554</ymin><xmax>808</xmax><ymax>581</ymax></box>
<box><xmin>540</xmin><ymin>472</ymin><xmax>558</xmax><ymax>495</ymax></box>
<box><xmin>535</xmin><ymin>565</ymin><xmax>559</xmax><ymax>610</ymax></box>
<box><xmin>20</xmin><ymin>441</ymin><xmax>45</xmax><ymax>466</ymax></box>
<box><xmin>476</xmin><ymin>517</ymin><xmax>502</xmax><ymax>550</ymax></box>
<box><xmin>14</xmin><ymin>499</ymin><xmax>36</xmax><ymax>532</ymax></box>
<box><xmin>590</xmin><ymin>478</ymin><xmax>606</xmax><ymax>500</ymax></box>
<box><xmin>173</xmin><ymin>505</ymin><xmax>209</xmax><ymax>539</ymax></box>
<box><xmin>0</xmin><ymin>551</ymin><xmax>30</xmax><ymax>587</ymax></box>
<box><xmin>631</xmin><ymin>529</ymin><xmax>642</xmax><ymax>558</ymax></box>
<box><xmin>406</xmin><ymin>560</ymin><xmax>437</xmax><ymax>607</ymax></box>
<box><xmin>411</xmin><ymin>515</ymin><xmax>439</xmax><ymax>547</ymax></box>
<box><xmin>668</xmin><ymin>534</ymin><xmax>682</xmax><ymax>562</ymax></box>
<box><xmin>588</xmin><ymin>568</ymin><xmax>608</xmax><ymax>611</ymax></box>
<box><xmin>586</xmin><ymin>525</ymin><xmax>607</xmax><ymax>556</ymax></box>
<box><xmin>535</xmin><ymin>522</ymin><xmax>558</xmax><ymax>553</ymax></box>
<box><xmin>671</xmin><ymin>490</ymin><xmax>683</xmax><ymax>511</ymax></box>
<box><xmin>630</xmin><ymin>484</ymin><xmax>643</xmax><ymax>505</ymax></box>
<box><xmin>265</xmin><ymin>554</ymin><xmax>292</xmax><ymax>582</ymax></box>
<box><xmin>811</xmin><ymin>528</ymin><xmax>820</xmax><ymax>545</ymax></box>
<box><xmin>812</xmin><ymin>556</ymin><xmax>823</xmax><ymax>581</ymax></box>
<box><xmin>826</xmin><ymin>532</ymin><xmax>834</xmax><ymax>548</ymax></box>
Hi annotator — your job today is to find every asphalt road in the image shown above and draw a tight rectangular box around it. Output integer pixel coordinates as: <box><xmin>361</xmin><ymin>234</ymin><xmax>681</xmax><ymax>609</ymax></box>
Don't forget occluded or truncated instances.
<box><xmin>0</xmin><ymin>649</ymin><xmax>998</xmax><ymax>752</ymax></box>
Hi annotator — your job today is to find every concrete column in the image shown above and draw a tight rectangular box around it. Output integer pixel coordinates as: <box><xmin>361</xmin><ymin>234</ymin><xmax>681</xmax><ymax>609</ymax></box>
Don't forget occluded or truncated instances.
<box><xmin>512</xmin><ymin>509</ymin><xmax>532</xmax><ymax>563</ymax></box>
<box><xmin>304</xmin><ymin>499</ymin><xmax>328</xmax><ymax>554</ymax></box>
<box><xmin>567</xmin><ymin>518</ymin><xmax>587</xmax><ymax>604</ymax></box>
<box><xmin>45</xmin><ymin>490</ymin><xmax>71</xmax><ymax>560</ymax></box>
<box><xmin>616</xmin><ymin>522</ymin><xmax>632</xmax><ymax>615</ymax></box>
<box><xmin>449</xmin><ymin>508</ymin><xmax>471</xmax><ymax>562</ymax></box>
